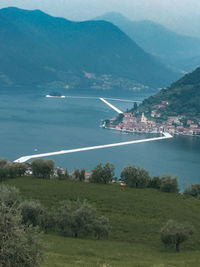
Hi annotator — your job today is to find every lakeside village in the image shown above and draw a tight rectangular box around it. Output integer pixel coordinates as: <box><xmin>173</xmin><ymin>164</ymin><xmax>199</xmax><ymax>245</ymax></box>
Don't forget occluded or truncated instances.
<box><xmin>102</xmin><ymin>101</ymin><xmax>200</xmax><ymax>136</ymax></box>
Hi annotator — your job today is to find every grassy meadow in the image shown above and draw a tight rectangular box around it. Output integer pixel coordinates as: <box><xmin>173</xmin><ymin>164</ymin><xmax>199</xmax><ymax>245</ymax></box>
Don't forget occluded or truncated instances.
<box><xmin>5</xmin><ymin>177</ymin><xmax>200</xmax><ymax>266</ymax></box>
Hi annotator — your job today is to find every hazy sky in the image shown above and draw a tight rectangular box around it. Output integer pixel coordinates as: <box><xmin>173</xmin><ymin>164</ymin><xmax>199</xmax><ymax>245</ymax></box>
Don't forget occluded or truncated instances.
<box><xmin>0</xmin><ymin>0</ymin><xmax>199</xmax><ymax>37</ymax></box>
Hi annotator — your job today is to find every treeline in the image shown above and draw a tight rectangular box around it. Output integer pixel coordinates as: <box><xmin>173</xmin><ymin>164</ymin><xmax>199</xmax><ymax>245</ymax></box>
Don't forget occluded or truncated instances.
<box><xmin>1</xmin><ymin>158</ymin><xmax>200</xmax><ymax>199</ymax></box>
<box><xmin>0</xmin><ymin>159</ymin><xmax>26</xmax><ymax>181</ymax></box>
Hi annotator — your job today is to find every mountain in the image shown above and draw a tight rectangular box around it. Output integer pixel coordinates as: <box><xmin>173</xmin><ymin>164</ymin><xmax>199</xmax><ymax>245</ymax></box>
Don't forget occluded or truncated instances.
<box><xmin>140</xmin><ymin>67</ymin><xmax>200</xmax><ymax>118</ymax></box>
<box><xmin>95</xmin><ymin>13</ymin><xmax>200</xmax><ymax>72</ymax></box>
<box><xmin>0</xmin><ymin>7</ymin><xmax>179</xmax><ymax>91</ymax></box>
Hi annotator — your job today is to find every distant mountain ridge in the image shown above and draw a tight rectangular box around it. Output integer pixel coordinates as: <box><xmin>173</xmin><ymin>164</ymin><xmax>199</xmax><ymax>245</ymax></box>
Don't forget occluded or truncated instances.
<box><xmin>0</xmin><ymin>7</ymin><xmax>179</xmax><ymax>91</ymax></box>
<box><xmin>95</xmin><ymin>12</ymin><xmax>200</xmax><ymax>72</ymax></box>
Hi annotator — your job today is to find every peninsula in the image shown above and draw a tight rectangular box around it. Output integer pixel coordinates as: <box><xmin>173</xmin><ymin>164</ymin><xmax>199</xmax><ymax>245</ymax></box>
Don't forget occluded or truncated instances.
<box><xmin>103</xmin><ymin>68</ymin><xmax>200</xmax><ymax>136</ymax></box>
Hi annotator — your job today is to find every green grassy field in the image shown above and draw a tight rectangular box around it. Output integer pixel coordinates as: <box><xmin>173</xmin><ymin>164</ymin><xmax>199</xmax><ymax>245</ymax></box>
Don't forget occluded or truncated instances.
<box><xmin>5</xmin><ymin>177</ymin><xmax>200</xmax><ymax>266</ymax></box>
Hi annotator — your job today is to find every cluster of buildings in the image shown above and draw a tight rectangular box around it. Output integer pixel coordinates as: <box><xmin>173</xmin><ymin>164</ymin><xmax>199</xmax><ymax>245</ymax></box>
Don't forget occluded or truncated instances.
<box><xmin>104</xmin><ymin>103</ymin><xmax>200</xmax><ymax>136</ymax></box>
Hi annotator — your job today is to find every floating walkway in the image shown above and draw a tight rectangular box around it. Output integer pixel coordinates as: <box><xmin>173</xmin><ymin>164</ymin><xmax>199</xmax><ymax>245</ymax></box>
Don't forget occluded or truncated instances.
<box><xmin>14</xmin><ymin>133</ymin><xmax>172</xmax><ymax>163</ymax></box>
<box><xmin>14</xmin><ymin>97</ymin><xmax>173</xmax><ymax>163</ymax></box>
<box><xmin>99</xmin><ymin>98</ymin><xmax>123</xmax><ymax>114</ymax></box>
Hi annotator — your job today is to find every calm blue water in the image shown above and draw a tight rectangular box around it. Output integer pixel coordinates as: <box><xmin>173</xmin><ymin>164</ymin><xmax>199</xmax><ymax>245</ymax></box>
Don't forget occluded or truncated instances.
<box><xmin>0</xmin><ymin>88</ymin><xmax>200</xmax><ymax>189</ymax></box>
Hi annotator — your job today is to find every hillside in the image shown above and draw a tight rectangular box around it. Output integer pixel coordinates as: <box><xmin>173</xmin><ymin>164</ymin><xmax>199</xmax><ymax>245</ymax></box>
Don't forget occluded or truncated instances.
<box><xmin>0</xmin><ymin>7</ymin><xmax>179</xmax><ymax>91</ymax></box>
<box><xmin>5</xmin><ymin>176</ymin><xmax>200</xmax><ymax>266</ymax></box>
<box><xmin>140</xmin><ymin>67</ymin><xmax>200</xmax><ymax>119</ymax></box>
<box><xmin>95</xmin><ymin>12</ymin><xmax>200</xmax><ymax>72</ymax></box>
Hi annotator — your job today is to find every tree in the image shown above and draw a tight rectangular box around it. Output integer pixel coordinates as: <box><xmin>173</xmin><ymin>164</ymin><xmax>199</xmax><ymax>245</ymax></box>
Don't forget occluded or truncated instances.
<box><xmin>0</xmin><ymin>185</ymin><xmax>44</xmax><ymax>266</ymax></box>
<box><xmin>184</xmin><ymin>184</ymin><xmax>200</xmax><ymax>199</ymax></box>
<box><xmin>57</xmin><ymin>167</ymin><xmax>64</xmax><ymax>179</ymax></box>
<box><xmin>161</xmin><ymin>220</ymin><xmax>194</xmax><ymax>252</ymax></box>
<box><xmin>137</xmin><ymin>168</ymin><xmax>150</xmax><ymax>188</ymax></box>
<box><xmin>72</xmin><ymin>168</ymin><xmax>86</xmax><ymax>182</ymax></box>
<box><xmin>64</xmin><ymin>168</ymin><xmax>70</xmax><ymax>179</ymax></box>
<box><xmin>121</xmin><ymin>165</ymin><xmax>150</xmax><ymax>188</ymax></box>
<box><xmin>160</xmin><ymin>175</ymin><xmax>179</xmax><ymax>193</ymax></box>
<box><xmin>0</xmin><ymin>158</ymin><xmax>8</xmax><ymax>167</ymax></box>
<box><xmin>0</xmin><ymin>203</ymin><xmax>44</xmax><ymax>266</ymax></box>
<box><xmin>32</xmin><ymin>159</ymin><xmax>54</xmax><ymax>178</ymax></box>
<box><xmin>133</xmin><ymin>102</ymin><xmax>138</xmax><ymax>111</ymax></box>
<box><xmin>94</xmin><ymin>216</ymin><xmax>110</xmax><ymax>240</ymax></box>
<box><xmin>121</xmin><ymin>165</ymin><xmax>138</xmax><ymax>187</ymax></box>
<box><xmin>79</xmin><ymin>169</ymin><xmax>86</xmax><ymax>182</ymax></box>
<box><xmin>0</xmin><ymin>159</ymin><xmax>27</xmax><ymax>180</ymax></box>
<box><xmin>14</xmin><ymin>163</ymin><xmax>27</xmax><ymax>177</ymax></box>
<box><xmin>149</xmin><ymin>176</ymin><xmax>162</xmax><ymax>189</ymax></box>
<box><xmin>73</xmin><ymin>169</ymin><xmax>81</xmax><ymax>181</ymax></box>
<box><xmin>55</xmin><ymin>201</ymin><xmax>72</xmax><ymax>236</ymax></box>
<box><xmin>71</xmin><ymin>200</ymin><xmax>96</xmax><ymax>238</ymax></box>
<box><xmin>0</xmin><ymin>164</ymin><xmax>9</xmax><ymax>181</ymax></box>
<box><xmin>90</xmin><ymin>163</ymin><xmax>115</xmax><ymax>184</ymax></box>
<box><xmin>20</xmin><ymin>200</ymin><xmax>46</xmax><ymax>227</ymax></box>
<box><xmin>55</xmin><ymin>200</ymin><xmax>111</xmax><ymax>239</ymax></box>
<box><xmin>0</xmin><ymin>184</ymin><xmax>21</xmax><ymax>207</ymax></box>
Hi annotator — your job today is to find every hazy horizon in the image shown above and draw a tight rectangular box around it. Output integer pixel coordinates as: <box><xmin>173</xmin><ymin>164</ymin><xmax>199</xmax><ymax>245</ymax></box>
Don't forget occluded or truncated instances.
<box><xmin>0</xmin><ymin>0</ymin><xmax>199</xmax><ymax>38</ymax></box>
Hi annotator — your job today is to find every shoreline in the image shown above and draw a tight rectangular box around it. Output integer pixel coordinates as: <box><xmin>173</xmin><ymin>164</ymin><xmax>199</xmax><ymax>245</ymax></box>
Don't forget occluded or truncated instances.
<box><xmin>102</xmin><ymin>126</ymin><xmax>200</xmax><ymax>137</ymax></box>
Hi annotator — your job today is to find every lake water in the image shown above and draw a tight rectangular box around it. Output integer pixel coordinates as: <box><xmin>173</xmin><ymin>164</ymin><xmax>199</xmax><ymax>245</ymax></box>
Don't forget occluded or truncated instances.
<box><xmin>0</xmin><ymin>88</ymin><xmax>199</xmax><ymax>189</ymax></box>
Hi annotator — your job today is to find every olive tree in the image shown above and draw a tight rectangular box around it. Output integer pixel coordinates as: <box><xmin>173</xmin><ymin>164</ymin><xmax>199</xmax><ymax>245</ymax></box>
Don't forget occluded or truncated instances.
<box><xmin>0</xmin><ymin>184</ymin><xmax>21</xmax><ymax>207</ymax></box>
<box><xmin>55</xmin><ymin>201</ymin><xmax>72</xmax><ymax>236</ymax></box>
<box><xmin>54</xmin><ymin>199</ymin><xmax>111</xmax><ymax>239</ymax></box>
<box><xmin>20</xmin><ymin>200</ymin><xmax>46</xmax><ymax>227</ymax></box>
<box><xmin>0</xmin><ymin>159</ymin><xmax>27</xmax><ymax>180</ymax></box>
<box><xmin>0</xmin><ymin>185</ymin><xmax>44</xmax><ymax>267</ymax></box>
<box><xmin>32</xmin><ymin>159</ymin><xmax>54</xmax><ymax>178</ymax></box>
<box><xmin>0</xmin><ymin>164</ymin><xmax>9</xmax><ymax>181</ymax></box>
<box><xmin>184</xmin><ymin>184</ymin><xmax>200</xmax><ymax>199</ymax></box>
<box><xmin>57</xmin><ymin>167</ymin><xmax>64</xmax><ymax>179</ymax></box>
<box><xmin>160</xmin><ymin>175</ymin><xmax>179</xmax><ymax>193</ymax></box>
<box><xmin>149</xmin><ymin>176</ymin><xmax>162</xmax><ymax>189</ymax></box>
<box><xmin>121</xmin><ymin>165</ymin><xmax>150</xmax><ymax>188</ymax></box>
<box><xmin>161</xmin><ymin>220</ymin><xmax>194</xmax><ymax>252</ymax></box>
<box><xmin>94</xmin><ymin>216</ymin><xmax>110</xmax><ymax>240</ymax></box>
<box><xmin>64</xmin><ymin>168</ymin><xmax>70</xmax><ymax>179</ymax></box>
<box><xmin>90</xmin><ymin>163</ymin><xmax>115</xmax><ymax>184</ymax></box>
<box><xmin>71</xmin><ymin>200</ymin><xmax>96</xmax><ymax>238</ymax></box>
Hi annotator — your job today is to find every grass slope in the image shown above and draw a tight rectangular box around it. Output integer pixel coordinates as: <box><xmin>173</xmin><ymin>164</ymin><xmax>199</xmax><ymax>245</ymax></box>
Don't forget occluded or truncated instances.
<box><xmin>5</xmin><ymin>177</ymin><xmax>200</xmax><ymax>266</ymax></box>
